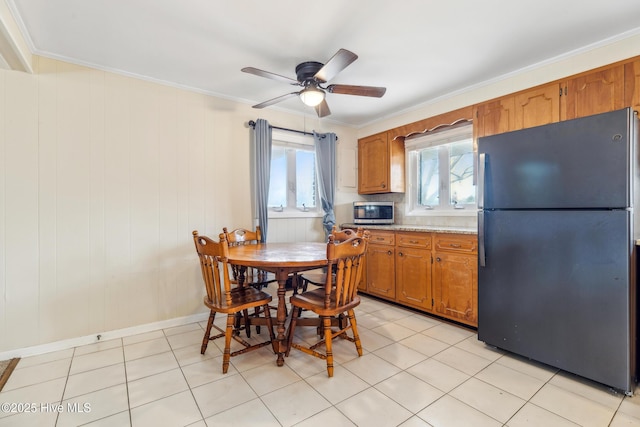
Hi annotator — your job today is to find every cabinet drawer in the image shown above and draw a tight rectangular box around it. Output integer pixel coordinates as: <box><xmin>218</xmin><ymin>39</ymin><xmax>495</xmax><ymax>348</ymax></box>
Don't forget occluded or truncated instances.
<box><xmin>366</xmin><ymin>230</ymin><xmax>395</xmax><ymax>246</ymax></box>
<box><xmin>434</xmin><ymin>234</ymin><xmax>477</xmax><ymax>254</ymax></box>
<box><xmin>396</xmin><ymin>232</ymin><xmax>432</xmax><ymax>249</ymax></box>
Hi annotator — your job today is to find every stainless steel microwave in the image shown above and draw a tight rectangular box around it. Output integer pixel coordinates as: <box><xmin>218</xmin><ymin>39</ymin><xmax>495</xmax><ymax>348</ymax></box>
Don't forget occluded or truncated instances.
<box><xmin>353</xmin><ymin>201</ymin><xmax>394</xmax><ymax>224</ymax></box>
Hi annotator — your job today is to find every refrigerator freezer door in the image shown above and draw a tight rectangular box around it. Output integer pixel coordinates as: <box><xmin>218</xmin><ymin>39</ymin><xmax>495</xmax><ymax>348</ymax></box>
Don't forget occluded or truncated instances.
<box><xmin>478</xmin><ymin>209</ymin><xmax>633</xmax><ymax>392</ymax></box>
<box><xmin>478</xmin><ymin>108</ymin><xmax>632</xmax><ymax>209</ymax></box>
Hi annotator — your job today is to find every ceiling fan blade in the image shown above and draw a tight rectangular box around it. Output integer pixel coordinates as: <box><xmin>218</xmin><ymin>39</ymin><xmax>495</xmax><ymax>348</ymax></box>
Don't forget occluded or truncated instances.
<box><xmin>314</xmin><ymin>49</ymin><xmax>358</xmax><ymax>83</ymax></box>
<box><xmin>252</xmin><ymin>92</ymin><xmax>300</xmax><ymax>109</ymax></box>
<box><xmin>315</xmin><ymin>99</ymin><xmax>331</xmax><ymax>117</ymax></box>
<box><xmin>241</xmin><ymin>67</ymin><xmax>300</xmax><ymax>85</ymax></box>
<box><xmin>326</xmin><ymin>84</ymin><xmax>386</xmax><ymax>97</ymax></box>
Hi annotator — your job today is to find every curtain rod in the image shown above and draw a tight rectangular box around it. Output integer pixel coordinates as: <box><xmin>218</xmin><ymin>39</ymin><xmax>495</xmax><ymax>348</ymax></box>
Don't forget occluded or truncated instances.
<box><xmin>248</xmin><ymin>120</ymin><xmax>336</xmax><ymax>140</ymax></box>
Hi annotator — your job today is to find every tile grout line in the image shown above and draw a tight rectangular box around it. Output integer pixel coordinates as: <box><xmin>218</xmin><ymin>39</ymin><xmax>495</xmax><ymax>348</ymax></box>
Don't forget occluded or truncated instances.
<box><xmin>169</xmin><ymin>328</ymin><xmax>208</xmax><ymax>425</ymax></box>
<box><xmin>120</xmin><ymin>337</ymin><xmax>133</xmax><ymax>427</ymax></box>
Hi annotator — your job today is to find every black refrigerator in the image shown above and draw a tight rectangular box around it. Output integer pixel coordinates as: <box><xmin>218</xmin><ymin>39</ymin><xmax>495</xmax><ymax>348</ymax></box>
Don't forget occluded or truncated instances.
<box><xmin>477</xmin><ymin>107</ymin><xmax>639</xmax><ymax>394</ymax></box>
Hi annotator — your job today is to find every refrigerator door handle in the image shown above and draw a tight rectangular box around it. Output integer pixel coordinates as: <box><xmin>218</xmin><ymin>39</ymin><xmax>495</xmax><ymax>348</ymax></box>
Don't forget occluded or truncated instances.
<box><xmin>478</xmin><ymin>153</ymin><xmax>486</xmax><ymax>209</ymax></box>
<box><xmin>478</xmin><ymin>210</ymin><xmax>486</xmax><ymax>267</ymax></box>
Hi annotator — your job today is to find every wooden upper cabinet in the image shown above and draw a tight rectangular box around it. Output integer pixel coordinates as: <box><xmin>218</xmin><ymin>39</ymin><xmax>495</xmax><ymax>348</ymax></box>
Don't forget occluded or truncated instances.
<box><xmin>473</xmin><ymin>97</ymin><xmax>515</xmax><ymax>139</ymax></box>
<box><xmin>473</xmin><ymin>62</ymin><xmax>632</xmax><ymax>139</ymax></box>
<box><xmin>475</xmin><ymin>83</ymin><xmax>561</xmax><ymax>140</ymax></box>
<box><xmin>624</xmin><ymin>59</ymin><xmax>640</xmax><ymax>114</ymax></box>
<box><xmin>513</xmin><ymin>83</ymin><xmax>561</xmax><ymax>130</ymax></box>
<box><xmin>563</xmin><ymin>65</ymin><xmax>625</xmax><ymax>120</ymax></box>
<box><xmin>358</xmin><ymin>131</ymin><xmax>405</xmax><ymax>194</ymax></box>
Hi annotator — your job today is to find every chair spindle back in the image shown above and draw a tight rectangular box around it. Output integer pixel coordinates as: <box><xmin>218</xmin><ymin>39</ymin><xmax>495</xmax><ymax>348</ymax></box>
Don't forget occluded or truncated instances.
<box><xmin>192</xmin><ymin>231</ymin><xmax>233</xmax><ymax>306</ymax></box>
<box><xmin>325</xmin><ymin>231</ymin><xmax>369</xmax><ymax>308</ymax></box>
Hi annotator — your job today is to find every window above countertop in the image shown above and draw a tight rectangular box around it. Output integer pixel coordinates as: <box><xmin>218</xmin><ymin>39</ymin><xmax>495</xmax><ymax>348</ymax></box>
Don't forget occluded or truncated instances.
<box><xmin>405</xmin><ymin>123</ymin><xmax>476</xmax><ymax>217</ymax></box>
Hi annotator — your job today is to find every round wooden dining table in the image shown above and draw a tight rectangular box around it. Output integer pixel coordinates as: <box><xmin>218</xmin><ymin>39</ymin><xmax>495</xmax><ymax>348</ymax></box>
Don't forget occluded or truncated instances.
<box><xmin>226</xmin><ymin>241</ymin><xmax>328</xmax><ymax>366</ymax></box>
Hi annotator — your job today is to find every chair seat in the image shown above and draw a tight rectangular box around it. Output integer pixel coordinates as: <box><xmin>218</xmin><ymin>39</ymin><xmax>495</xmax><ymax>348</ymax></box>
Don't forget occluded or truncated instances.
<box><xmin>204</xmin><ymin>287</ymin><xmax>273</xmax><ymax>313</ymax></box>
<box><xmin>299</xmin><ymin>272</ymin><xmax>331</xmax><ymax>286</ymax></box>
<box><xmin>290</xmin><ymin>288</ymin><xmax>361</xmax><ymax>317</ymax></box>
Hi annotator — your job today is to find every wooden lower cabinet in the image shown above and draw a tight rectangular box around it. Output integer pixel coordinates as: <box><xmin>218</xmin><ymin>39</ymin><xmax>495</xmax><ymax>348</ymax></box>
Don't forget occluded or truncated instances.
<box><xmin>396</xmin><ymin>246</ymin><xmax>432</xmax><ymax>310</ymax></box>
<box><xmin>395</xmin><ymin>232</ymin><xmax>432</xmax><ymax>311</ymax></box>
<box><xmin>433</xmin><ymin>251</ymin><xmax>478</xmax><ymax>325</ymax></box>
<box><xmin>360</xmin><ymin>229</ymin><xmax>478</xmax><ymax>327</ymax></box>
<box><xmin>365</xmin><ymin>242</ymin><xmax>396</xmax><ymax>299</ymax></box>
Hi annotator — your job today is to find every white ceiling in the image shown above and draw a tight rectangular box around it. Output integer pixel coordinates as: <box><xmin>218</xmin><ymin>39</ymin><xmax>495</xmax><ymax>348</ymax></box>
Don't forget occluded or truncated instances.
<box><xmin>7</xmin><ymin>0</ymin><xmax>640</xmax><ymax>127</ymax></box>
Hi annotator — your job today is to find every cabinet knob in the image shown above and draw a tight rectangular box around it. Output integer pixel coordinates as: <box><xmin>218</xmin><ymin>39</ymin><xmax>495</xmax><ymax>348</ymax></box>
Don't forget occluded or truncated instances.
<box><xmin>387</xmin><ymin>250</ymin><xmax>393</xmax><ymax>256</ymax></box>
<box><xmin>381</xmin><ymin>183</ymin><xmax>386</xmax><ymax>188</ymax></box>
<box><xmin>436</xmin><ymin>257</ymin><xmax>441</xmax><ymax>262</ymax></box>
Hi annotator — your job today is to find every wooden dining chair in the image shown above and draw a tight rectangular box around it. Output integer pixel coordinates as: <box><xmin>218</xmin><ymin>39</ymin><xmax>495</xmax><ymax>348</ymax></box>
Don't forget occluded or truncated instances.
<box><xmin>192</xmin><ymin>230</ymin><xmax>275</xmax><ymax>373</ymax></box>
<box><xmin>295</xmin><ymin>226</ymin><xmax>363</xmax><ymax>294</ymax></box>
<box><xmin>223</xmin><ymin>226</ymin><xmax>278</xmax><ymax>336</ymax></box>
<box><xmin>223</xmin><ymin>226</ymin><xmax>275</xmax><ymax>288</ymax></box>
<box><xmin>285</xmin><ymin>231</ymin><xmax>370</xmax><ymax>377</ymax></box>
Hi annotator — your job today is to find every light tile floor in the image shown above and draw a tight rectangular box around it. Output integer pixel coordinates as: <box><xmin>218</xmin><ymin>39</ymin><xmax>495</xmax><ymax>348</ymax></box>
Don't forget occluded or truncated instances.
<box><xmin>1</xmin><ymin>289</ymin><xmax>640</xmax><ymax>427</ymax></box>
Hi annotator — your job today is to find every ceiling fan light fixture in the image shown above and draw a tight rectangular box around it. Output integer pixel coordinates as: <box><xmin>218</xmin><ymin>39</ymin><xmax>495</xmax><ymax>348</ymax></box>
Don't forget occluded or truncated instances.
<box><xmin>299</xmin><ymin>86</ymin><xmax>325</xmax><ymax>107</ymax></box>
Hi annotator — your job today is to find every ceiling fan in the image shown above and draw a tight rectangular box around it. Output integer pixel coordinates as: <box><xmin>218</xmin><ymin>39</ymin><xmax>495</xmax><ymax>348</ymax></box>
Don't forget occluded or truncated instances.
<box><xmin>241</xmin><ymin>48</ymin><xmax>386</xmax><ymax>118</ymax></box>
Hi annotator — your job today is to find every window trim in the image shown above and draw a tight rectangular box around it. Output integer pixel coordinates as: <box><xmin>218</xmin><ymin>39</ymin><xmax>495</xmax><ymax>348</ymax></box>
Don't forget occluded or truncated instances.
<box><xmin>405</xmin><ymin>124</ymin><xmax>476</xmax><ymax>217</ymax></box>
<box><xmin>268</xmin><ymin>130</ymin><xmax>322</xmax><ymax>219</ymax></box>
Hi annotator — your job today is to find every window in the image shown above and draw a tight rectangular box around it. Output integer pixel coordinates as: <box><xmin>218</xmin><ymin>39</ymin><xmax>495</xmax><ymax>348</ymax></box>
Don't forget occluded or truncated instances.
<box><xmin>405</xmin><ymin>124</ymin><xmax>475</xmax><ymax>215</ymax></box>
<box><xmin>267</xmin><ymin>131</ymin><xmax>319</xmax><ymax>216</ymax></box>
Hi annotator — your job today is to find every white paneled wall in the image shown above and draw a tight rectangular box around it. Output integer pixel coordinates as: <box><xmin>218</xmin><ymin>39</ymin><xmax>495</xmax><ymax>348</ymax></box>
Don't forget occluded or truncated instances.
<box><xmin>0</xmin><ymin>56</ymin><xmax>357</xmax><ymax>355</ymax></box>
<box><xmin>3</xmin><ymin>62</ymin><xmax>39</xmax><ymax>351</ymax></box>
<box><xmin>1</xmin><ymin>58</ymin><xmax>219</xmax><ymax>352</ymax></box>
<box><xmin>267</xmin><ymin>217</ymin><xmax>326</xmax><ymax>243</ymax></box>
<box><xmin>0</xmin><ymin>59</ymin><xmax>228</xmax><ymax>353</ymax></box>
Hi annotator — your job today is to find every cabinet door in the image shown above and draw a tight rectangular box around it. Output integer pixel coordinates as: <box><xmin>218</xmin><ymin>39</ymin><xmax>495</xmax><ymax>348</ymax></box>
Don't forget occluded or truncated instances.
<box><xmin>396</xmin><ymin>247</ymin><xmax>432</xmax><ymax>311</ymax></box>
<box><xmin>563</xmin><ymin>65</ymin><xmax>624</xmax><ymax>120</ymax></box>
<box><xmin>357</xmin><ymin>132</ymin><xmax>405</xmax><ymax>194</ymax></box>
<box><xmin>513</xmin><ymin>83</ymin><xmax>561</xmax><ymax>130</ymax></box>
<box><xmin>433</xmin><ymin>252</ymin><xmax>478</xmax><ymax>326</ymax></box>
<box><xmin>366</xmin><ymin>244</ymin><xmax>395</xmax><ymax>299</ymax></box>
<box><xmin>358</xmin><ymin>132</ymin><xmax>389</xmax><ymax>194</ymax></box>
<box><xmin>474</xmin><ymin>97</ymin><xmax>515</xmax><ymax>139</ymax></box>
<box><xmin>624</xmin><ymin>59</ymin><xmax>640</xmax><ymax>114</ymax></box>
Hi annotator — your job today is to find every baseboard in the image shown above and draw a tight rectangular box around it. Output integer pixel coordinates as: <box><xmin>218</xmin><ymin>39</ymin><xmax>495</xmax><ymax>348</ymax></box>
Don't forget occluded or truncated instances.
<box><xmin>0</xmin><ymin>312</ymin><xmax>210</xmax><ymax>360</ymax></box>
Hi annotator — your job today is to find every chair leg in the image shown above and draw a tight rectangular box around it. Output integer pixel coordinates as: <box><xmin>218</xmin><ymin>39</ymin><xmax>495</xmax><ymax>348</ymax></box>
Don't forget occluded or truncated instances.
<box><xmin>285</xmin><ymin>305</ymin><xmax>301</xmax><ymax>357</ymax></box>
<box><xmin>242</xmin><ymin>309</ymin><xmax>251</xmax><ymax>338</ymax></box>
<box><xmin>337</xmin><ymin>313</ymin><xmax>347</xmax><ymax>330</ymax></box>
<box><xmin>233</xmin><ymin>312</ymin><xmax>241</xmax><ymax>336</ymax></box>
<box><xmin>201</xmin><ymin>310</ymin><xmax>215</xmax><ymax>355</ymax></box>
<box><xmin>347</xmin><ymin>309</ymin><xmax>363</xmax><ymax>357</ymax></box>
<box><xmin>222</xmin><ymin>315</ymin><xmax>234</xmax><ymax>374</ymax></box>
<box><xmin>323</xmin><ymin>316</ymin><xmax>334</xmax><ymax>377</ymax></box>
<box><xmin>254</xmin><ymin>307</ymin><xmax>261</xmax><ymax>334</ymax></box>
<box><xmin>301</xmin><ymin>277</ymin><xmax>310</xmax><ymax>293</ymax></box>
<box><xmin>262</xmin><ymin>302</ymin><xmax>277</xmax><ymax>353</ymax></box>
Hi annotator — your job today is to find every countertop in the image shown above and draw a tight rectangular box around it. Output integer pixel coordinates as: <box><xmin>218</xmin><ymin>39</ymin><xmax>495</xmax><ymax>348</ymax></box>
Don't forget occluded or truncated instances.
<box><xmin>341</xmin><ymin>223</ymin><xmax>477</xmax><ymax>235</ymax></box>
